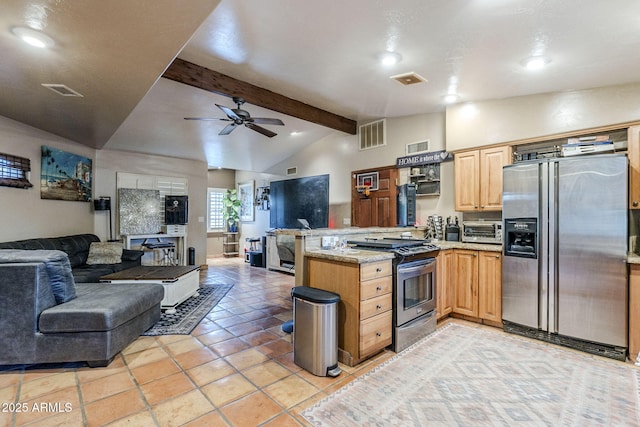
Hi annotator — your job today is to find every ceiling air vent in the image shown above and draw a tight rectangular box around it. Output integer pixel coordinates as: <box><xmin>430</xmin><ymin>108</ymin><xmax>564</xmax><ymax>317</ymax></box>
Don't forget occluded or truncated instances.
<box><xmin>286</xmin><ymin>166</ymin><xmax>298</xmax><ymax>176</ymax></box>
<box><xmin>359</xmin><ymin>119</ymin><xmax>386</xmax><ymax>151</ymax></box>
<box><xmin>41</xmin><ymin>84</ymin><xmax>84</xmax><ymax>97</ymax></box>
<box><xmin>390</xmin><ymin>72</ymin><xmax>428</xmax><ymax>86</ymax></box>
<box><xmin>406</xmin><ymin>140</ymin><xmax>430</xmax><ymax>155</ymax></box>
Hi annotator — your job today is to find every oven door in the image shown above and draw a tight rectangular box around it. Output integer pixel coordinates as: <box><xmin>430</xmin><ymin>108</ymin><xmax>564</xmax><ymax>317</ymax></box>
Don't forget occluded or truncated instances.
<box><xmin>395</xmin><ymin>258</ymin><xmax>436</xmax><ymax>326</ymax></box>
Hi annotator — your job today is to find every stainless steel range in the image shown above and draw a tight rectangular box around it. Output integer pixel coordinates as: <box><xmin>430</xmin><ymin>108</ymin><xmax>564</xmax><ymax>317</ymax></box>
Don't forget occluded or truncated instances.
<box><xmin>347</xmin><ymin>238</ymin><xmax>439</xmax><ymax>352</ymax></box>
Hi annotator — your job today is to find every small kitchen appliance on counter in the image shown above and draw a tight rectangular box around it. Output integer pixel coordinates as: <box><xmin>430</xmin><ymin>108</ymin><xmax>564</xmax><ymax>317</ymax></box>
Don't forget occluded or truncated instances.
<box><xmin>461</xmin><ymin>220</ymin><xmax>502</xmax><ymax>244</ymax></box>
<box><xmin>445</xmin><ymin>216</ymin><xmax>460</xmax><ymax>241</ymax></box>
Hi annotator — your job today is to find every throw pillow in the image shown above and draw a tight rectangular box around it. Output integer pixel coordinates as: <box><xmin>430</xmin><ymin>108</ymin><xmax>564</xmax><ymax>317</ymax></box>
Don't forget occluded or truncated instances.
<box><xmin>0</xmin><ymin>249</ymin><xmax>76</xmax><ymax>304</ymax></box>
<box><xmin>86</xmin><ymin>242</ymin><xmax>123</xmax><ymax>265</ymax></box>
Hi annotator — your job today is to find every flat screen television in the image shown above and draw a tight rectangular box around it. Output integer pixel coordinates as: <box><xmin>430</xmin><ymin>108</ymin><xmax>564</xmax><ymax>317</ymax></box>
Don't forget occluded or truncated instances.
<box><xmin>270</xmin><ymin>174</ymin><xmax>329</xmax><ymax>229</ymax></box>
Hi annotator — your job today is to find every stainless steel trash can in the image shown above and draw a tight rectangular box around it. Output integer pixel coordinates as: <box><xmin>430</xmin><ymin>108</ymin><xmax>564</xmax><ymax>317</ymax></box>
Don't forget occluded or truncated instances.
<box><xmin>292</xmin><ymin>286</ymin><xmax>341</xmax><ymax>377</ymax></box>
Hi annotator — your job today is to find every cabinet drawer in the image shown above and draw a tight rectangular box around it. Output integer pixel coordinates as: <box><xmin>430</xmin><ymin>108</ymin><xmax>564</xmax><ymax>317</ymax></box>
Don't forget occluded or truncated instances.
<box><xmin>360</xmin><ymin>276</ymin><xmax>392</xmax><ymax>300</ymax></box>
<box><xmin>359</xmin><ymin>311</ymin><xmax>392</xmax><ymax>357</ymax></box>
<box><xmin>360</xmin><ymin>261</ymin><xmax>392</xmax><ymax>281</ymax></box>
<box><xmin>360</xmin><ymin>294</ymin><xmax>392</xmax><ymax>320</ymax></box>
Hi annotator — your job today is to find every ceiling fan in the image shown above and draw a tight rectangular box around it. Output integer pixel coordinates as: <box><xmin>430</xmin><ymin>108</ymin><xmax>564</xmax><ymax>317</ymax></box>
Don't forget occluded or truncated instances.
<box><xmin>184</xmin><ymin>96</ymin><xmax>284</xmax><ymax>138</ymax></box>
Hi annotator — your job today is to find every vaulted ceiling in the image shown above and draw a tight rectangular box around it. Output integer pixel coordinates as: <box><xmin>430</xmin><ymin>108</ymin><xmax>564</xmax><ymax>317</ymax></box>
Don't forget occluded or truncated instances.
<box><xmin>4</xmin><ymin>0</ymin><xmax>640</xmax><ymax>172</ymax></box>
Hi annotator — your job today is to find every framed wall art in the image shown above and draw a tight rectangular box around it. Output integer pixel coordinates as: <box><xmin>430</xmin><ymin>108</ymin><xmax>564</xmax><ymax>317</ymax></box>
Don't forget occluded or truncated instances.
<box><xmin>238</xmin><ymin>181</ymin><xmax>254</xmax><ymax>222</ymax></box>
<box><xmin>40</xmin><ymin>146</ymin><xmax>92</xmax><ymax>201</ymax></box>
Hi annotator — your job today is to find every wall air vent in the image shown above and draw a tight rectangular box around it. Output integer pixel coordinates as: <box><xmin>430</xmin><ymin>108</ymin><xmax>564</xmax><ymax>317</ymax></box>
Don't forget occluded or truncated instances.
<box><xmin>390</xmin><ymin>72</ymin><xmax>428</xmax><ymax>86</ymax></box>
<box><xmin>286</xmin><ymin>166</ymin><xmax>298</xmax><ymax>176</ymax></box>
<box><xmin>41</xmin><ymin>84</ymin><xmax>84</xmax><ymax>97</ymax></box>
<box><xmin>359</xmin><ymin>119</ymin><xmax>386</xmax><ymax>151</ymax></box>
<box><xmin>406</xmin><ymin>140</ymin><xmax>430</xmax><ymax>155</ymax></box>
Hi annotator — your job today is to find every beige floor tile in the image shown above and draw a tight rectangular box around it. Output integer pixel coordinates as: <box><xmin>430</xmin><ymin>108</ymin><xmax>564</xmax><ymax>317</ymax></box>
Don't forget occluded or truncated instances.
<box><xmin>187</xmin><ymin>358</ymin><xmax>236</xmax><ymax>387</ymax></box>
<box><xmin>181</xmin><ymin>410</ymin><xmax>230</xmax><ymax>426</ymax></box>
<box><xmin>197</xmin><ymin>329</ymin><xmax>235</xmax><ymax>346</ymax></box>
<box><xmin>173</xmin><ymin>347</ymin><xmax>219</xmax><ymax>370</ymax></box>
<box><xmin>151</xmin><ymin>389</ymin><xmax>215</xmax><ymax>427</ymax></box>
<box><xmin>104</xmin><ymin>409</ymin><xmax>156</xmax><ymax>427</ymax></box>
<box><xmin>242</xmin><ymin>361</ymin><xmax>292</xmax><ymax>388</ymax></box>
<box><xmin>211</xmin><ymin>338</ymin><xmax>250</xmax><ymax>358</ymax></box>
<box><xmin>123</xmin><ymin>346</ymin><xmax>170</xmax><ymax>369</ymax></box>
<box><xmin>80</xmin><ymin>370</ymin><xmax>136</xmax><ymax>403</ymax></box>
<box><xmin>18</xmin><ymin>372</ymin><xmax>77</xmax><ymax>401</ymax></box>
<box><xmin>220</xmin><ymin>391</ymin><xmax>283</xmax><ymax>427</ymax></box>
<box><xmin>14</xmin><ymin>385</ymin><xmax>80</xmax><ymax>426</ymax></box>
<box><xmin>84</xmin><ymin>388</ymin><xmax>147</xmax><ymax>426</ymax></box>
<box><xmin>264</xmin><ymin>375</ymin><xmax>320</xmax><ymax>409</ymax></box>
<box><xmin>121</xmin><ymin>336</ymin><xmax>159</xmax><ymax>355</ymax></box>
<box><xmin>224</xmin><ymin>348</ymin><xmax>269</xmax><ymax>371</ymax></box>
<box><xmin>130</xmin><ymin>357</ymin><xmax>181</xmax><ymax>385</ymax></box>
<box><xmin>261</xmin><ymin>412</ymin><xmax>303</xmax><ymax>426</ymax></box>
<box><xmin>140</xmin><ymin>371</ymin><xmax>197</xmax><ymax>406</ymax></box>
<box><xmin>257</xmin><ymin>339</ymin><xmax>293</xmax><ymax>358</ymax></box>
<box><xmin>201</xmin><ymin>373</ymin><xmax>257</xmax><ymax>407</ymax></box>
<box><xmin>14</xmin><ymin>408</ymin><xmax>84</xmax><ymax>427</ymax></box>
<box><xmin>76</xmin><ymin>357</ymin><xmax>127</xmax><ymax>383</ymax></box>
<box><xmin>164</xmin><ymin>336</ymin><xmax>207</xmax><ymax>356</ymax></box>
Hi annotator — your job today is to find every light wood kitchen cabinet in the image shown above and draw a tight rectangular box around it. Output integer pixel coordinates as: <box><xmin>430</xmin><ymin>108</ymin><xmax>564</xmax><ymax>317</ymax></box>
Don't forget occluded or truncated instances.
<box><xmin>629</xmin><ymin>264</ymin><xmax>640</xmax><ymax>362</ymax></box>
<box><xmin>454</xmin><ymin>146</ymin><xmax>512</xmax><ymax>211</ymax></box>
<box><xmin>478</xmin><ymin>251</ymin><xmax>502</xmax><ymax>323</ymax></box>
<box><xmin>436</xmin><ymin>249</ymin><xmax>453</xmax><ymax>320</ymax></box>
<box><xmin>452</xmin><ymin>249</ymin><xmax>502</xmax><ymax>324</ymax></box>
<box><xmin>628</xmin><ymin>125</ymin><xmax>640</xmax><ymax>209</ymax></box>
<box><xmin>452</xmin><ymin>249</ymin><xmax>478</xmax><ymax>316</ymax></box>
<box><xmin>307</xmin><ymin>258</ymin><xmax>393</xmax><ymax>367</ymax></box>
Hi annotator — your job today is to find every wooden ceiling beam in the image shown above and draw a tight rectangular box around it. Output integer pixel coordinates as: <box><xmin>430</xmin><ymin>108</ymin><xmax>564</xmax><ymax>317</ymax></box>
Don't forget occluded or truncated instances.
<box><xmin>162</xmin><ymin>58</ymin><xmax>357</xmax><ymax>135</ymax></box>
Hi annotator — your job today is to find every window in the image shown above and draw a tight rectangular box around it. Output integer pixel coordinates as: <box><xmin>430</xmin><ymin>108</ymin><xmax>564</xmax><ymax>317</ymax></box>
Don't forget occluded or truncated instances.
<box><xmin>207</xmin><ymin>188</ymin><xmax>226</xmax><ymax>232</ymax></box>
<box><xmin>0</xmin><ymin>153</ymin><xmax>33</xmax><ymax>189</ymax></box>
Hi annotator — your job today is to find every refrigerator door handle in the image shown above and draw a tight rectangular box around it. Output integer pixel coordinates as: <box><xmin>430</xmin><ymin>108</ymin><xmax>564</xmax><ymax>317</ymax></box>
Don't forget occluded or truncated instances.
<box><xmin>539</xmin><ymin>162</ymin><xmax>549</xmax><ymax>332</ymax></box>
<box><xmin>547</xmin><ymin>161</ymin><xmax>558</xmax><ymax>334</ymax></box>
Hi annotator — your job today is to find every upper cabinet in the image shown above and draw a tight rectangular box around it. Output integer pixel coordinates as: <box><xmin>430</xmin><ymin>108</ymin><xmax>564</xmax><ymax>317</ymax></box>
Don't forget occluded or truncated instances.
<box><xmin>628</xmin><ymin>125</ymin><xmax>640</xmax><ymax>209</ymax></box>
<box><xmin>454</xmin><ymin>146</ymin><xmax>512</xmax><ymax>211</ymax></box>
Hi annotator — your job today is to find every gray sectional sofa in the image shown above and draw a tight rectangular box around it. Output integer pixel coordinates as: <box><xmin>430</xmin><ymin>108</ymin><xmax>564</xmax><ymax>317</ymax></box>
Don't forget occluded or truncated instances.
<box><xmin>0</xmin><ymin>249</ymin><xmax>164</xmax><ymax>367</ymax></box>
<box><xmin>0</xmin><ymin>234</ymin><xmax>143</xmax><ymax>282</ymax></box>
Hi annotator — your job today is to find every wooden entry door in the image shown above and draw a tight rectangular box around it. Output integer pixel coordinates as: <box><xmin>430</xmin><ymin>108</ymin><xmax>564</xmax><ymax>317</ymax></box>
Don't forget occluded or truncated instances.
<box><xmin>351</xmin><ymin>166</ymin><xmax>398</xmax><ymax>227</ymax></box>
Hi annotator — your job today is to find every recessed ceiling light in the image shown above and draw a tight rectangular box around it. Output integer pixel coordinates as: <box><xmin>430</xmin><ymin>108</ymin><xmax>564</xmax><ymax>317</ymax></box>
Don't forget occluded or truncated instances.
<box><xmin>523</xmin><ymin>56</ymin><xmax>550</xmax><ymax>70</ymax></box>
<box><xmin>378</xmin><ymin>51</ymin><xmax>402</xmax><ymax>66</ymax></box>
<box><xmin>11</xmin><ymin>26</ymin><xmax>54</xmax><ymax>48</ymax></box>
<box><xmin>443</xmin><ymin>94</ymin><xmax>459</xmax><ymax>104</ymax></box>
<box><xmin>290</xmin><ymin>131</ymin><xmax>300</xmax><ymax>136</ymax></box>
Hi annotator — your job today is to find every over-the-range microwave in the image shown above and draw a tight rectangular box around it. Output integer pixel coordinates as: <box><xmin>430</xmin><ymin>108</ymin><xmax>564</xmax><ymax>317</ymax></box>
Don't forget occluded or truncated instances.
<box><xmin>461</xmin><ymin>220</ymin><xmax>502</xmax><ymax>244</ymax></box>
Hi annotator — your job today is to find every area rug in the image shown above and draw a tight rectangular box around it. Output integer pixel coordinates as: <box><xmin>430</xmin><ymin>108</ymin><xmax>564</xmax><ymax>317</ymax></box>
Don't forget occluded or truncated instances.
<box><xmin>142</xmin><ymin>284</ymin><xmax>232</xmax><ymax>336</ymax></box>
<box><xmin>302</xmin><ymin>323</ymin><xmax>640</xmax><ymax>426</ymax></box>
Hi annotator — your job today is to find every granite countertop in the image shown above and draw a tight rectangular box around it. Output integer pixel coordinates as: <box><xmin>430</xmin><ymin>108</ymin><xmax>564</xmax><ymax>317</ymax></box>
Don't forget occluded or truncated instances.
<box><xmin>270</xmin><ymin>226</ymin><xmax>425</xmax><ymax>237</ymax></box>
<box><xmin>304</xmin><ymin>248</ymin><xmax>395</xmax><ymax>264</ymax></box>
<box><xmin>628</xmin><ymin>253</ymin><xmax>640</xmax><ymax>265</ymax></box>
<box><xmin>436</xmin><ymin>241</ymin><xmax>503</xmax><ymax>252</ymax></box>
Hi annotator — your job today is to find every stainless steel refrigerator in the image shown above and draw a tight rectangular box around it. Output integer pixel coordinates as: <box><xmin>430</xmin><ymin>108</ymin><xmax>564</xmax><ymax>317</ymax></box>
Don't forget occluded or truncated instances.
<box><xmin>502</xmin><ymin>154</ymin><xmax>628</xmax><ymax>360</ymax></box>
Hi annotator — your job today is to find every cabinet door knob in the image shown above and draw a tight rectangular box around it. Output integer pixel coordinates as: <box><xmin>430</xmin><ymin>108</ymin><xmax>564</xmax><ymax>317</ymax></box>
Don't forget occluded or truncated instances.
<box><xmin>376</xmin><ymin>267</ymin><xmax>382</xmax><ymax>272</ymax></box>
<box><xmin>480</xmin><ymin>205</ymin><xmax>485</xmax><ymax>208</ymax></box>
<box><xmin>376</xmin><ymin>286</ymin><xmax>382</xmax><ymax>291</ymax></box>
<box><xmin>634</xmin><ymin>201</ymin><xmax>639</xmax><ymax>207</ymax></box>
<box><xmin>473</xmin><ymin>253</ymin><xmax>477</xmax><ymax>257</ymax></box>
<box><xmin>376</xmin><ymin>332</ymin><xmax>382</xmax><ymax>337</ymax></box>
<box><xmin>376</xmin><ymin>304</ymin><xmax>382</xmax><ymax>310</ymax></box>
<box><xmin>496</xmin><ymin>255</ymin><xmax>500</xmax><ymax>259</ymax></box>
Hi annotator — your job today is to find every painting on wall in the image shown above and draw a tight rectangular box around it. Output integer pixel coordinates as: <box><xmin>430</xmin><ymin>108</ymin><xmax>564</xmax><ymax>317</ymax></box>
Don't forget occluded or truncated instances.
<box><xmin>40</xmin><ymin>146</ymin><xmax>92</xmax><ymax>201</ymax></box>
<box><xmin>238</xmin><ymin>181</ymin><xmax>254</xmax><ymax>222</ymax></box>
<box><xmin>118</xmin><ymin>188</ymin><xmax>161</xmax><ymax>235</ymax></box>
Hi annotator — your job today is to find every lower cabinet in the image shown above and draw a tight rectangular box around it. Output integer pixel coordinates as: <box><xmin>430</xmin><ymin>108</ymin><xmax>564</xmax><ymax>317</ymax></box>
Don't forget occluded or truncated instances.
<box><xmin>448</xmin><ymin>249</ymin><xmax>502</xmax><ymax>325</ymax></box>
<box><xmin>436</xmin><ymin>250</ymin><xmax>453</xmax><ymax>320</ymax></box>
<box><xmin>307</xmin><ymin>257</ymin><xmax>393</xmax><ymax>367</ymax></box>
<box><xmin>629</xmin><ymin>265</ymin><xmax>640</xmax><ymax>362</ymax></box>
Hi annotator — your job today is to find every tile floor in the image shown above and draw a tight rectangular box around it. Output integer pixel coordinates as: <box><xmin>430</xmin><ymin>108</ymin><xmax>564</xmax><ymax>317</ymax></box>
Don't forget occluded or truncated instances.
<box><xmin>0</xmin><ymin>257</ymin><xmax>397</xmax><ymax>427</ymax></box>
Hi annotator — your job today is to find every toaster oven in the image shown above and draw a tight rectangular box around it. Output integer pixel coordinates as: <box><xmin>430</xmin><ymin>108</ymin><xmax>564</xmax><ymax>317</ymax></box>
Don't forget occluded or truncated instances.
<box><xmin>461</xmin><ymin>221</ymin><xmax>502</xmax><ymax>244</ymax></box>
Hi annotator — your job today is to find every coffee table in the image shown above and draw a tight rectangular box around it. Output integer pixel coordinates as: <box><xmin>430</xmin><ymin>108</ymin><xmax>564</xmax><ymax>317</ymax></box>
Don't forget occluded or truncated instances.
<box><xmin>100</xmin><ymin>266</ymin><xmax>200</xmax><ymax>314</ymax></box>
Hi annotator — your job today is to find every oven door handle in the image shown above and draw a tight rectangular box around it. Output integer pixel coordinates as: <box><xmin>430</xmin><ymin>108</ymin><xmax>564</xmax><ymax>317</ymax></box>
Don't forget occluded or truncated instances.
<box><xmin>397</xmin><ymin>262</ymin><xmax>434</xmax><ymax>275</ymax></box>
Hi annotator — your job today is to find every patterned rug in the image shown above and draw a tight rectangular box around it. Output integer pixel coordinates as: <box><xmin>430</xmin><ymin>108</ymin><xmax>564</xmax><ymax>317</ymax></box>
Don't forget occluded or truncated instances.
<box><xmin>302</xmin><ymin>323</ymin><xmax>640</xmax><ymax>426</ymax></box>
<box><xmin>142</xmin><ymin>283</ymin><xmax>233</xmax><ymax>336</ymax></box>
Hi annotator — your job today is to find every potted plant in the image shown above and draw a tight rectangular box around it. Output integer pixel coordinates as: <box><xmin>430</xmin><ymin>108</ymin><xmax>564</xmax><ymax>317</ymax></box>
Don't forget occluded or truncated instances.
<box><xmin>222</xmin><ymin>188</ymin><xmax>241</xmax><ymax>232</ymax></box>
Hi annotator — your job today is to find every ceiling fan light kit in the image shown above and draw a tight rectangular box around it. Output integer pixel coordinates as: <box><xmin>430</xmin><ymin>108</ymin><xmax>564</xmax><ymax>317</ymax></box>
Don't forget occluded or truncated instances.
<box><xmin>185</xmin><ymin>96</ymin><xmax>284</xmax><ymax>137</ymax></box>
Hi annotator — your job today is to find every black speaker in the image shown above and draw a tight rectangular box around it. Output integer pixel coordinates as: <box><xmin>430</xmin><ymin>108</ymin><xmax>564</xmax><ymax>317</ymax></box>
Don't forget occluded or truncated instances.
<box><xmin>165</xmin><ymin>195</ymin><xmax>188</xmax><ymax>225</ymax></box>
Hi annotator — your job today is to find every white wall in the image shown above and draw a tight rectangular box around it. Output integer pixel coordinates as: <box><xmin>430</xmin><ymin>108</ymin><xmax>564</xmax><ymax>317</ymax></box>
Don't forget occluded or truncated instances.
<box><xmin>0</xmin><ymin>116</ymin><xmax>96</xmax><ymax>241</ymax></box>
<box><xmin>95</xmin><ymin>149</ymin><xmax>208</xmax><ymax>265</ymax></box>
<box><xmin>264</xmin><ymin>112</ymin><xmax>455</xmax><ymax>227</ymax></box>
<box><xmin>446</xmin><ymin>82</ymin><xmax>640</xmax><ymax>151</ymax></box>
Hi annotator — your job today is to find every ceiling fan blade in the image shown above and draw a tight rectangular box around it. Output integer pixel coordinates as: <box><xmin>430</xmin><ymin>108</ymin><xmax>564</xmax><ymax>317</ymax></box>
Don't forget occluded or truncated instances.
<box><xmin>245</xmin><ymin>123</ymin><xmax>277</xmax><ymax>138</ymax></box>
<box><xmin>250</xmin><ymin>117</ymin><xmax>285</xmax><ymax>126</ymax></box>
<box><xmin>184</xmin><ymin>117</ymin><xmax>231</xmax><ymax>121</ymax></box>
<box><xmin>216</xmin><ymin>104</ymin><xmax>242</xmax><ymax>121</ymax></box>
<box><xmin>219</xmin><ymin>123</ymin><xmax>238</xmax><ymax>135</ymax></box>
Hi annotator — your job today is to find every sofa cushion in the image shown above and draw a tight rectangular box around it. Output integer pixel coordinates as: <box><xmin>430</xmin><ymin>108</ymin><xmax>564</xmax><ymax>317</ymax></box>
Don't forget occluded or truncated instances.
<box><xmin>86</xmin><ymin>242</ymin><xmax>123</xmax><ymax>265</ymax></box>
<box><xmin>0</xmin><ymin>249</ymin><xmax>76</xmax><ymax>303</ymax></box>
<box><xmin>39</xmin><ymin>283</ymin><xmax>164</xmax><ymax>333</ymax></box>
